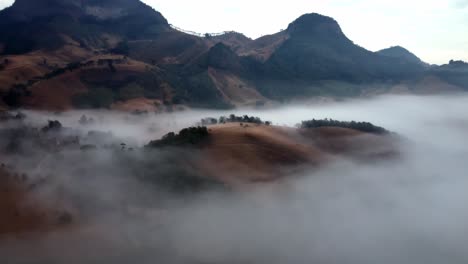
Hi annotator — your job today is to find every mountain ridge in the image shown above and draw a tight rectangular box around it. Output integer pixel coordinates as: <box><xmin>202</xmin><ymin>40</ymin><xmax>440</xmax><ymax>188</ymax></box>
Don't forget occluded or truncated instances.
<box><xmin>0</xmin><ymin>0</ymin><xmax>466</xmax><ymax>111</ymax></box>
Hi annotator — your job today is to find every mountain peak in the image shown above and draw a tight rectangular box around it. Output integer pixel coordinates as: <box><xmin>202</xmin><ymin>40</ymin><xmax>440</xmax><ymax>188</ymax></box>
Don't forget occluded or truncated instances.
<box><xmin>0</xmin><ymin>0</ymin><xmax>169</xmax><ymax>54</ymax></box>
<box><xmin>5</xmin><ymin>0</ymin><xmax>167</xmax><ymax>22</ymax></box>
<box><xmin>380</xmin><ymin>45</ymin><xmax>410</xmax><ymax>53</ymax></box>
<box><xmin>377</xmin><ymin>46</ymin><xmax>426</xmax><ymax>65</ymax></box>
<box><xmin>202</xmin><ymin>42</ymin><xmax>242</xmax><ymax>70</ymax></box>
<box><xmin>287</xmin><ymin>13</ymin><xmax>343</xmax><ymax>37</ymax></box>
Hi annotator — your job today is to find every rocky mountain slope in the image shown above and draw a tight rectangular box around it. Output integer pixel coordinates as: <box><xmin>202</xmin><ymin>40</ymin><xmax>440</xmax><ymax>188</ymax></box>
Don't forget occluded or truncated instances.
<box><xmin>0</xmin><ymin>0</ymin><xmax>466</xmax><ymax>111</ymax></box>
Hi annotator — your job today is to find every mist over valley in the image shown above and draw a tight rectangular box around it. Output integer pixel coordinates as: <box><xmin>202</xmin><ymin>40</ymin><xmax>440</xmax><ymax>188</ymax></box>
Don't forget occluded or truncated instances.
<box><xmin>0</xmin><ymin>0</ymin><xmax>468</xmax><ymax>263</ymax></box>
<box><xmin>1</xmin><ymin>94</ymin><xmax>468</xmax><ymax>263</ymax></box>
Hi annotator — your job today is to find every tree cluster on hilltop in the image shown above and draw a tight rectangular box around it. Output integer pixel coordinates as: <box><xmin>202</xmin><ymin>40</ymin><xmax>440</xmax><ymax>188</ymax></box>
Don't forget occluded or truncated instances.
<box><xmin>200</xmin><ymin>114</ymin><xmax>271</xmax><ymax>126</ymax></box>
<box><xmin>147</xmin><ymin>127</ymin><xmax>209</xmax><ymax>148</ymax></box>
<box><xmin>299</xmin><ymin>119</ymin><xmax>388</xmax><ymax>134</ymax></box>
<box><xmin>449</xmin><ymin>60</ymin><xmax>468</xmax><ymax>67</ymax></box>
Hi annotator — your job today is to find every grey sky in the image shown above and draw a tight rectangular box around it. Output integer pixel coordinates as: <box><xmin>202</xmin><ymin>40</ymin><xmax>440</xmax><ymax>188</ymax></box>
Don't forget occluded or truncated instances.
<box><xmin>0</xmin><ymin>0</ymin><xmax>467</xmax><ymax>64</ymax></box>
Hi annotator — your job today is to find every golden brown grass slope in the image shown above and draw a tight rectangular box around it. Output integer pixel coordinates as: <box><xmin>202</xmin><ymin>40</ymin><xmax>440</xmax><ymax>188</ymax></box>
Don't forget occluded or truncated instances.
<box><xmin>208</xmin><ymin>68</ymin><xmax>268</xmax><ymax>107</ymax></box>
<box><xmin>0</xmin><ymin>45</ymin><xmax>95</xmax><ymax>92</ymax></box>
<box><xmin>197</xmin><ymin>123</ymin><xmax>397</xmax><ymax>183</ymax></box>
<box><xmin>29</xmin><ymin>63</ymin><xmax>150</xmax><ymax>110</ymax></box>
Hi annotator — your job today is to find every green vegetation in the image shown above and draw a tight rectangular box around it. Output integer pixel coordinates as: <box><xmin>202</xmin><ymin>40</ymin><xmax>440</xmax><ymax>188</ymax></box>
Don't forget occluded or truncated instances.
<box><xmin>147</xmin><ymin>127</ymin><xmax>209</xmax><ymax>148</ymax></box>
<box><xmin>299</xmin><ymin>118</ymin><xmax>388</xmax><ymax>134</ymax></box>
<box><xmin>218</xmin><ymin>114</ymin><xmax>271</xmax><ymax>125</ymax></box>
<box><xmin>199</xmin><ymin>115</ymin><xmax>272</xmax><ymax>126</ymax></box>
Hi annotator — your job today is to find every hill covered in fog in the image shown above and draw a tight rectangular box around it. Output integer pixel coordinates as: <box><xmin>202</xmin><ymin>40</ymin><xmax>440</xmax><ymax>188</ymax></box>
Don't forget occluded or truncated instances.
<box><xmin>0</xmin><ymin>0</ymin><xmax>466</xmax><ymax>110</ymax></box>
<box><xmin>0</xmin><ymin>111</ymin><xmax>397</xmax><ymax>236</ymax></box>
<box><xmin>1</xmin><ymin>94</ymin><xmax>468</xmax><ymax>263</ymax></box>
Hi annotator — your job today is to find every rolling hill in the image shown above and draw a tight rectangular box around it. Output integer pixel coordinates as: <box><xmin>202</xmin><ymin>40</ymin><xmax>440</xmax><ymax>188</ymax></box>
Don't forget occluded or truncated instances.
<box><xmin>148</xmin><ymin>121</ymin><xmax>397</xmax><ymax>183</ymax></box>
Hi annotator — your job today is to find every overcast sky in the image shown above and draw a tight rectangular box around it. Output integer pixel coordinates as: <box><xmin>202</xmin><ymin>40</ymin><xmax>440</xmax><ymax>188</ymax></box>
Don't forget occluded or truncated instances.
<box><xmin>0</xmin><ymin>0</ymin><xmax>467</xmax><ymax>64</ymax></box>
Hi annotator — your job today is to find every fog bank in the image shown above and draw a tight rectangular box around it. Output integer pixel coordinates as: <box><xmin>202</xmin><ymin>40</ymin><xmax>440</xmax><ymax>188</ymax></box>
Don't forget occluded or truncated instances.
<box><xmin>1</xmin><ymin>94</ymin><xmax>468</xmax><ymax>264</ymax></box>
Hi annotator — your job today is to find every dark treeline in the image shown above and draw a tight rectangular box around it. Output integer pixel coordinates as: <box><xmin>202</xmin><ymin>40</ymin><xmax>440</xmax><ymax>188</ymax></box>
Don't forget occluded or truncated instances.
<box><xmin>147</xmin><ymin>127</ymin><xmax>209</xmax><ymax>148</ymax></box>
<box><xmin>44</xmin><ymin>58</ymin><xmax>125</xmax><ymax>80</ymax></box>
<box><xmin>299</xmin><ymin>119</ymin><xmax>388</xmax><ymax>134</ymax></box>
<box><xmin>200</xmin><ymin>114</ymin><xmax>272</xmax><ymax>126</ymax></box>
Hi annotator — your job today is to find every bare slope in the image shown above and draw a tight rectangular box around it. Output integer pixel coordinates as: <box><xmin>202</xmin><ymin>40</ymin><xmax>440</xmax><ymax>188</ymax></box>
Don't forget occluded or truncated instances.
<box><xmin>193</xmin><ymin>123</ymin><xmax>397</xmax><ymax>183</ymax></box>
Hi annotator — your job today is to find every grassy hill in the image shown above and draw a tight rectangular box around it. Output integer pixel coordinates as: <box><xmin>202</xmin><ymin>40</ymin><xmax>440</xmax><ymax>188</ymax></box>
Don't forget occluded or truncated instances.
<box><xmin>147</xmin><ymin>121</ymin><xmax>397</xmax><ymax>183</ymax></box>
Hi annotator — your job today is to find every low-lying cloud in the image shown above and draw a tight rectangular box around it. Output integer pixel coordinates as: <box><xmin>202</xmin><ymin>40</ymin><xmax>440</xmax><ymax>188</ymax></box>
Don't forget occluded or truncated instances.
<box><xmin>1</xmin><ymin>94</ymin><xmax>468</xmax><ymax>264</ymax></box>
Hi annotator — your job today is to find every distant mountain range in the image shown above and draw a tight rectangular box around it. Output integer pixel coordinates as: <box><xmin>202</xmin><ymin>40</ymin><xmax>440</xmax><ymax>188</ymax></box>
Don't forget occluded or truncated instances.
<box><xmin>0</xmin><ymin>0</ymin><xmax>466</xmax><ymax>110</ymax></box>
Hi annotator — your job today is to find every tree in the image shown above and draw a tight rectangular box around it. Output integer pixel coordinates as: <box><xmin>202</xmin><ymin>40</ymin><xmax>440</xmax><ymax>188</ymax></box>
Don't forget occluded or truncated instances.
<box><xmin>147</xmin><ymin>127</ymin><xmax>209</xmax><ymax>148</ymax></box>
<box><xmin>79</xmin><ymin>115</ymin><xmax>94</xmax><ymax>126</ymax></box>
<box><xmin>42</xmin><ymin>120</ymin><xmax>62</xmax><ymax>132</ymax></box>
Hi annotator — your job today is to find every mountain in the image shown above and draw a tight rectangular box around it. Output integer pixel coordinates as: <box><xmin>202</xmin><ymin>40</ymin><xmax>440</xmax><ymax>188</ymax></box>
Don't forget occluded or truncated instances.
<box><xmin>377</xmin><ymin>46</ymin><xmax>426</xmax><ymax>65</ymax></box>
<box><xmin>209</xmin><ymin>32</ymin><xmax>253</xmax><ymax>52</ymax></box>
<box><xmin>239</xmin><ymin>14</ymin><xmax>426</xmax><ymax>98</ymax></box>
<box><xmin>0</xmin><ymin>1</ymin><xmax>464</xmax><ymax>111</ymax></box>
<box><xmin>264</xmin><ymin>14</ymin><xmax>424</xmax><ymax>81</ymax></box>
<box><xmin>0</xmin><ymin>0</ymin><xmax>169</xmax><ymax>54</ymax></box>
<box><xmin>427</xmin><ymin>59</ymin><xmax>468</xmax><ymax>89</ymax></box>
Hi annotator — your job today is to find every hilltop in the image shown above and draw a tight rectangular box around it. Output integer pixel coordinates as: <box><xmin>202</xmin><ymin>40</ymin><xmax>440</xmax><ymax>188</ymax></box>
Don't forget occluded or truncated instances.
<box><xmin>147</xmin><ymin>117</ymin><xmax>397</xmax><ymax>183</ymax></box>
<box><xmin>377</xmin><ymin>46</ymin><xmax>427</xmax><ymax>66</ymax></box>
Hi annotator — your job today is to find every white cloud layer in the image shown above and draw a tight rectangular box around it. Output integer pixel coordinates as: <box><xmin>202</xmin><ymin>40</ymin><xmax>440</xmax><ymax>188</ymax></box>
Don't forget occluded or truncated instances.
<box><xmin>2</xmin><ymin>94</ymin><xmax>468</xmax><ymax>263</ymax></box>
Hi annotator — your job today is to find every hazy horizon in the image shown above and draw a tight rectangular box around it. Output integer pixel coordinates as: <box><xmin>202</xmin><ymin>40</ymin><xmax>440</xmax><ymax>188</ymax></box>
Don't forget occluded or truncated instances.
<box><xmin>0</xmin><ymin>0</ymin><xmax>467</xmax><ymax>65</ymax></box>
